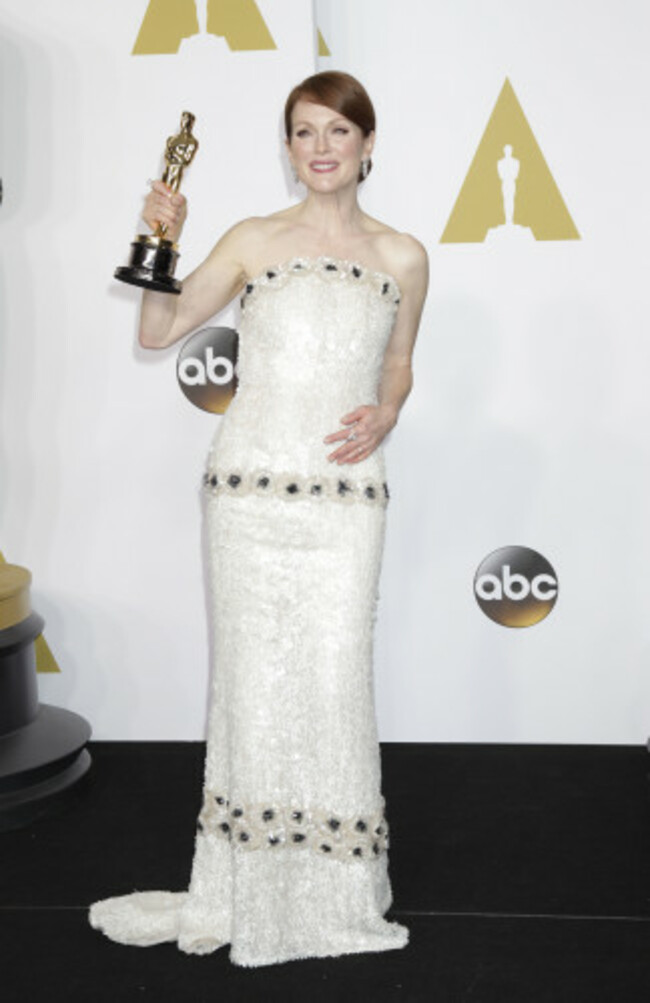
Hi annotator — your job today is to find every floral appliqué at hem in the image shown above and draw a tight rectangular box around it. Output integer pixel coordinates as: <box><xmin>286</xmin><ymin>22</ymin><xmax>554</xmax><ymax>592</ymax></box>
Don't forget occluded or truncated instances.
<box><xmin>197</xmin><ymin>791</ymin><xmax>390</xmax><ymax>862</ymax></box>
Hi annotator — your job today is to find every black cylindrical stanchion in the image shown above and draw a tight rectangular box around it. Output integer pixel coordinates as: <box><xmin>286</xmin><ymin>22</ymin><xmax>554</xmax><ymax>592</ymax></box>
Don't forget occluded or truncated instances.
<box><xmin>0</xmin><ymin>563</ymin><xmax>92</xmax><ymax>831</ymax></box>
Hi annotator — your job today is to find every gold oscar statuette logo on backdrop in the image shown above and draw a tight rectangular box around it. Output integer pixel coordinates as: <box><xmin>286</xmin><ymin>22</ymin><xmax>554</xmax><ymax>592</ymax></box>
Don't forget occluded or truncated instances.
<box><xmin>0</xmin><ymin>552</ymin><xmax>60</xmax><ymax>672</ymax></box>
<box><xmin>114</xmin><ymin>111</ymin><xmax>199</xmax><ymax>295</ymax></box>
<box><xmin>131</xmin><ymin>0</ymin><xmax>330</xmax><ymax>57</ymax></box>
<box><xmin>441</xmin><ymin>78</ymin><xmax>579</xmax><ymax>244</ymax></box>
<box><xmin>132</xmin><ymin>0</ymin><xmax>275</xmax><ymax>54</ymax></box>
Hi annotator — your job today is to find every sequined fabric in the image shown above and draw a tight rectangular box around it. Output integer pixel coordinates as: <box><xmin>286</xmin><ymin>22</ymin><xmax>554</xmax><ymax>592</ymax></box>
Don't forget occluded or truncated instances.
<box><xmin>88</xmin><ymin>256</ymin><xmax>409</xmax><ymax>966</ymax></box>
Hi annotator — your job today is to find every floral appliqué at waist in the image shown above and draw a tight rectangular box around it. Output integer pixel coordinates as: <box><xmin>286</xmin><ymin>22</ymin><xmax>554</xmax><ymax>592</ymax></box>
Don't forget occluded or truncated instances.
<box><xmin>202</xmin><ymin>467</ymin><xmax>390</xmax><ymax>506</ymax></box>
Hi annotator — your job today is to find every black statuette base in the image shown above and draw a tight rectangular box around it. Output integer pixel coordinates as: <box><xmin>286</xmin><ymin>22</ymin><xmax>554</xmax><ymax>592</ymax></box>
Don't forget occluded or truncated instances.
<box><xmin>114</xmin><ymin>235</ymin><xmax>181</xmax><ymax>295</ymax></box>
<box><xmin>0</xmin><ymin>705</ymin><xmax>92</xmax><ymax>832</ymax></box>
<box><xmin>0</xmin><ymin>611</ymin><xmax>44</xmax><ymax>736</ymax></box>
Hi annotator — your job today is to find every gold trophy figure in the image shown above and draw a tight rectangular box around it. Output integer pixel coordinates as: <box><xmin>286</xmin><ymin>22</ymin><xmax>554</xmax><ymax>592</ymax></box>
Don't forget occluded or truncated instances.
<box><xmin>115</xmin><ymin>111</ymin><xmax>199</xmax><ymax>295</ymax></box>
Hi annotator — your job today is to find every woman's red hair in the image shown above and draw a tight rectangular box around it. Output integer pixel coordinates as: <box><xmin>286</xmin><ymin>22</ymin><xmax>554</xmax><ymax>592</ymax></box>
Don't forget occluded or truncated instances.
<box><xmin>284</xmin><ymin>71</ymin><xmax>375</xmax><ymax>181</ymax></box>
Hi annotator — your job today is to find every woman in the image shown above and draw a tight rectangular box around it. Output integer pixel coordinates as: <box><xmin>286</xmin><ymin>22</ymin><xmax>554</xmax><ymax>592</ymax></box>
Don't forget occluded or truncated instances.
<box><xmin>89</xmin><ymin>70</ymin><xmax>429</xmax><ymax>967</ymax></box>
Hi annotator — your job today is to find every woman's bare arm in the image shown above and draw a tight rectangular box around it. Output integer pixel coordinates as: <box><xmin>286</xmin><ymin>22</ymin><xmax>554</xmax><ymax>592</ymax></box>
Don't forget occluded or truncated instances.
<box><xmin>138</xmin><ymin>233</ymin><xmax>248</xmax><ymax>349</ymax></box>
<box><xmin>135</xmin><ymin>181</ymin><xmax>256</xmax><ymax>350</ymax></box>
<box><xmin>376</xmin><ymin>236</ymin><xmax>429</xmax><ymax>422</ymax></box>
<box><xmin>323</xmin><ymin>234</ymin><xmax>429</xmax><ymax>464</ymax></box>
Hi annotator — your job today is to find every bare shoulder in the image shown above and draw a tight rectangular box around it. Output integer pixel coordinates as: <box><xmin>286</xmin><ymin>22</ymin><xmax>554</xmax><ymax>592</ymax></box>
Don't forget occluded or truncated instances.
<box><xmin>215</xmin><ymin>210</ymin><xmax>294</xmax><ymax>256</ymax></box>
<box><xmin>377</xmin><ymin>229</ymin><xmax>428</xmax><ymax>273</ymax></box>
<box><xmin>375</xmin><ymin>230</ymin><xmax>429</xmax><ymax>294</ymax></box>
<box><xmin>204</xmin><ymin>215</ymin><xmax>280</xmax><ymax>275</ymax></box>
<box><xmin>213</xmin><ymin>214</ymin><xmax>269</xmax><ymax>250</ymax></box>
<box><xmin>234</xmin><ymin>205</ymin><xmax>298</xmax><ymax>235</ymax></box>
<box><xmin>361</xmin><ymin>213</ymin><xmax>428</xmax><ymax>277</ymax></box>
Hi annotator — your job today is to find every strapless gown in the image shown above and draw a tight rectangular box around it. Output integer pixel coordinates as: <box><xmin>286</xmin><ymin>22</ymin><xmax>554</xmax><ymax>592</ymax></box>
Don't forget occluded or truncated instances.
<box><xmin>88</xmin><ymin>255</ymin><xmax>409</xmax><ymax>967</ymax></box>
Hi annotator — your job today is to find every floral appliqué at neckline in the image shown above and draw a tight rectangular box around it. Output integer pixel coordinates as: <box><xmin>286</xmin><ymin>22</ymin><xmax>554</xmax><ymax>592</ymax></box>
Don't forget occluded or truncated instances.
<box><xmin>241</xmin><ymin>255</ymin><xmax>402</xmax><ymax>308</ymax></box>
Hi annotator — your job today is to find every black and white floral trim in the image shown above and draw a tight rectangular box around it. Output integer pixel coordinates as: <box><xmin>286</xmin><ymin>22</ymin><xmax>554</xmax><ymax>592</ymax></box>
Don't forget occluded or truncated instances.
<box><xmin>202</xmin><ymin>468</ymin><xmax>390</xmax><ymax>506</ymax></box>
<box><xmin>240</xmin><ymin>256</ymin><xmax>401</xmax><ymax>310</ymax></box>
<box><xmin>197</xmin><ymin>791</ymin><xmax>390</xmax><ymax>862</ymax></box>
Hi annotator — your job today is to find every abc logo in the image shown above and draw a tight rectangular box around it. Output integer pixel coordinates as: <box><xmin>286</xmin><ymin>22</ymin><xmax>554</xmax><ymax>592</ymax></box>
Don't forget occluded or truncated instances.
<box><xmin>176</xmin><ymin>326</ymin><xmax>238</xmax><ymax>414</ymax></box>
<box><xmin>474</xmin><ymin>546</ymin><xmax>558</xmax><ymax>627</ymax></box>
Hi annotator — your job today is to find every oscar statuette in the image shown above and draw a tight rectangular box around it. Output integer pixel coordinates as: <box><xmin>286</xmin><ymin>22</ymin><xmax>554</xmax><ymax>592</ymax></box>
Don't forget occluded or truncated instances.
<box><xmin>114</xmin><ymin>111</ymin><xmax>199</xmax><ymax>295</ymax></box>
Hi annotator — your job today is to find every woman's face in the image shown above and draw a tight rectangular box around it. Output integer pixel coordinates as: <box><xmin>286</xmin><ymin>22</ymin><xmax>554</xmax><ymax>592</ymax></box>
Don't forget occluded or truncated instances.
<box><xmin>286</xmin><ymin>100</ymin><xmax>374</xmax><ymax>191</ymax></box>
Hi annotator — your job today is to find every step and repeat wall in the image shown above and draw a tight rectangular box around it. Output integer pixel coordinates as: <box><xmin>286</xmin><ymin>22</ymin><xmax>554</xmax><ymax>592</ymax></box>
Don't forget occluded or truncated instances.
<box><xmin>2</xmin><ymin>1</ymin><xmax>649</xmax><ymax>742</ymax></box>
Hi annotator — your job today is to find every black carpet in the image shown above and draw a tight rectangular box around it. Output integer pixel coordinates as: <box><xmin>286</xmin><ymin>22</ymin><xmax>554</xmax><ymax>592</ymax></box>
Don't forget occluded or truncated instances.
<box><xmin>2</xmin><ymin>741</ymin><xmax>650</xmax><ymax>1002</ymax></box>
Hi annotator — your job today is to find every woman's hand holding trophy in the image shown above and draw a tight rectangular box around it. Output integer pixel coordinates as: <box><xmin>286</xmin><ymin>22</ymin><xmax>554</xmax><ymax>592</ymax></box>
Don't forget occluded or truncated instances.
<box><xmin>114</xmin><ymin>111</ymin><xmax>198</xmax><ymax>295</ymax></box>
<box><xmin>142</xmin><ymin>181</ymin><xmax>188</xmax><ymax>245</ymax></box>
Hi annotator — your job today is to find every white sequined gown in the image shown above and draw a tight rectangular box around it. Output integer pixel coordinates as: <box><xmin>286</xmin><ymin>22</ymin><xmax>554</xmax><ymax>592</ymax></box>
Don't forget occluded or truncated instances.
<box><xmin>89</xmin><ymin>255</ymin><xmax>409</xmax><ymax>967</ymax></box>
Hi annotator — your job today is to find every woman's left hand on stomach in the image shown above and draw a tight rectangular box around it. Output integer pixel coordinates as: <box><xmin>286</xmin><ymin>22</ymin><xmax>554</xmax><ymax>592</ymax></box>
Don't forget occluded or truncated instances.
<box><xmin>323</xmin><ymin>404</ymin><xmax>397</xmax><ymax>464</ymax></box>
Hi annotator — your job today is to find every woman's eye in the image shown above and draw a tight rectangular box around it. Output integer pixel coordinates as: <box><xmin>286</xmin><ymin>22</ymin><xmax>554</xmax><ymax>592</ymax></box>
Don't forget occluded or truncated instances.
<box><xmin>334</xmin><ymin>127</ymin><xmax>349</xmax><ymax>134</ymax></box>
<box><xmin>296</xmin><ymin>129</ymin><xmax>310</xmax><ymax>138</ymax></box>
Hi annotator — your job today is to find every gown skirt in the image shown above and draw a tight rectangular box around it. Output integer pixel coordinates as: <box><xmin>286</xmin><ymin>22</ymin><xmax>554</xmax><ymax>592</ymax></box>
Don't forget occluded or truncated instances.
<box><xmin>88</xmin><ymin>255</ymin><xmax>409</xmax><ymax>966</ymax></box>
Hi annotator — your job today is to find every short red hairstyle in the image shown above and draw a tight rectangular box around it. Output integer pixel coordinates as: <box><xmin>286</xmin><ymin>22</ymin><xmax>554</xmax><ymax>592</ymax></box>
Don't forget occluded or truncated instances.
<box><xmin>284</xmin><ymin>70</ymin><xmax>376</xmax><ymax>181</ymax></box>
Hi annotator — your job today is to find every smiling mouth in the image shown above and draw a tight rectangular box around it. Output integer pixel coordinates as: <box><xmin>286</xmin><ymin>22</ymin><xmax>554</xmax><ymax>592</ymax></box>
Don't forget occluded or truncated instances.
<box><xmin>310</xmin><ymin>162</ymin><xmax>339</xmax><ymax>172</ymax></box>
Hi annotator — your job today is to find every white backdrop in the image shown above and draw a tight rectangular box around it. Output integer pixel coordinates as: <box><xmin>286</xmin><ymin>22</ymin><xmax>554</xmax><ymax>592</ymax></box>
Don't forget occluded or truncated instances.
<box><xmin>1</xmin><ymin>0</ymin><xmax>316</xmax><ymax>738</ymax></box>
<box><xmin>2</xmin><ymin>1</ymin><xmax>650</xmax><ymax>742</ymax></box>
<box><xmin>317</xmin><ymin>0</ymin><xmax>650</xmax><ymax>743</ymax></box>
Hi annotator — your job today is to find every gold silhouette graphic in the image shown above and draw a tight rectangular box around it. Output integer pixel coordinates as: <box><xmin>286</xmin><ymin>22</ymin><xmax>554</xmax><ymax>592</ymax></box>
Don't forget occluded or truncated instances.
<box><xmin>318</xmin><ymin>29</ymin><xmax>331</xmax><ymax>57</ymax></box>
<box><xmin>441</xmin><ymin>78</ymin><xmax>579</xmax><ymax>243</ymax></box>
<box><xmin>132</xmin><ymin>0</ymin><xmax>276</xmax><ymax>54</ymax></box>
<box><xmin>0</xmin><ymin>552</ymin><xmax>60</xmax><ymax>673</ymax></box>
<box><xmin>33</xmin><ymin>634</ymin><xmax>60</xmax><ymax>674</ymax></box>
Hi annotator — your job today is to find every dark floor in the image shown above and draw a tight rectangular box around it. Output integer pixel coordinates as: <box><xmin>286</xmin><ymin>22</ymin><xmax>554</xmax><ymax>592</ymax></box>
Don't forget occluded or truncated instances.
<box><xmin>2</xmin><ymin>741</ymin><xmax>650</xmax><ymax>1002</ymax></box>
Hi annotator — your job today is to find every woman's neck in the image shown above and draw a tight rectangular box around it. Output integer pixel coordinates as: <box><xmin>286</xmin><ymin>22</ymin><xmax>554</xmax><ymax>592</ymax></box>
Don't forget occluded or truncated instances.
<box><xmin>294</xmin><ymin>186</ymin><xmax>365</xmax><ymax>237</ymax></box>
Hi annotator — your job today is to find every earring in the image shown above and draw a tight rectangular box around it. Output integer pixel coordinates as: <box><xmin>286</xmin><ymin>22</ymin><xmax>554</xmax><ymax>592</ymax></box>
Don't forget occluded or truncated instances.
<box><xmin>360</xmin><ymin>158</ymin><xmax>370</xmax><ymax>180</ymax></box>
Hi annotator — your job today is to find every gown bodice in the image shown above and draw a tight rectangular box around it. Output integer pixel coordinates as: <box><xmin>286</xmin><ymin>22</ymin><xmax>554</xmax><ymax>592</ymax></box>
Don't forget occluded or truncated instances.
<box><xmin>207</xmin><ymin>256</ymin><xmax>401</xmax><ymax>486</ymax></box>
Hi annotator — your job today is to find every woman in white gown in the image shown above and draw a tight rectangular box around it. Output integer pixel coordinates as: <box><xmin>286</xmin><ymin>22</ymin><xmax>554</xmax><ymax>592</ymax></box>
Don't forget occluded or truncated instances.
<box><xmin>89</xmin><ymin>70</ymin><xmax>428</xmax><ymax>967</ymax></box>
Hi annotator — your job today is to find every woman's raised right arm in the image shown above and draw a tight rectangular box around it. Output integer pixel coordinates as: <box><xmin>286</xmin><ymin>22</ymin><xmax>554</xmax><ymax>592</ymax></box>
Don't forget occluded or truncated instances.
<box><xmin>137</xmin><ymin>181</ymin><xmax>252</xmax><ymax>350</ymax></box>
